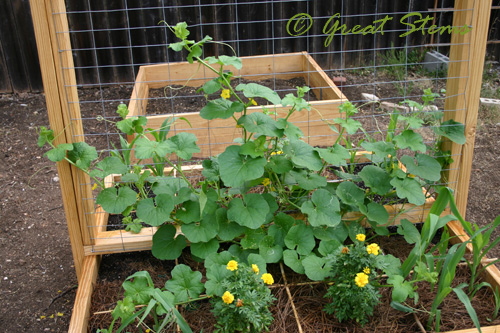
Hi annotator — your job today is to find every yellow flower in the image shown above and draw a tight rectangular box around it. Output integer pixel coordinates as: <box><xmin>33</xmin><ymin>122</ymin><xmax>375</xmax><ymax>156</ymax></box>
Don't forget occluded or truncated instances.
<box><xmin>226</xmin><ymin>260</ymin><xmax>238</xmax><ymax>271</ymax></box>
<box><xmin>261</xmin><ymin>273</ymin><xmax>274</xmax><ymax>285</ymax></box>
<box><xmin>222</xmin><ymin>291</ymin><xmax>235</xmax><ymax>304</ymax></box>
<box><xmin>356</xmin><ymin>234</ymin><xmax>366</xmax><ymax>242</ymax></box>
<box><xmin>91</xmin><ymin>183</ymin><xmax>98</xmax><ymax>191</ymax></box>
<box><xmin>49</xmin><ymin>314</ymin><xmax>54</xmax><ymax>319</ymax></box>
<box><xmin>145</xmin><ymin>329</ymin><xmax>151</xmax><ymax>333</ymax></box>
<box><xmin>366</xmin><ymin>243</ymin><xmax>380</xmax><ymax>256</ymax></box>
<box><xmin>270</xmin><ymin>150</ymin><xmax>283</xmax><ymax>156</ymax></box>
<box><xmin>363</xmin><ymin>267</ymin><xmax>371</xmax><ymax>274</ymax></box>
<box><xmin>355</xmin><ymin>272</ymin><xmax>369</xmax><ymax>288</ymax></box>
<box><xmin>40</xmin><ymin>316</ymin><xmax>46</xmax><ymax>320</ymax></box>
<box><xmin>408</xmin><ymin>173</ymin><xmax>416</xmax><ymax>178</ymax></box>
<box><xmin>262</xmin><ymin>178</ymin><xmax>270</xmax><ymax>186</ymax></box>
<box><xmin>56</xmin><ymin>312</ymin><xmax>63</xmax><ymax>317</ymax></box>
<box><xmin>221</xmin><ymin>89</ymin><xmax>231</xmax><ymax>99</ymax></box>
<box><xmin>252</xmin><ymin>264</ymin><xmax>260</xmax><ymax>275</ymax></box>
<box><xmin>249</xmin><ymin>98</ymin><xmax>258</xmax><ymax>106</ymax></box>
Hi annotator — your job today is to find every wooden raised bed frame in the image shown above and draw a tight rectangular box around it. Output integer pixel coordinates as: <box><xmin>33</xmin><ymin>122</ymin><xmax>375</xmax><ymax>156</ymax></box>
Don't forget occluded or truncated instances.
<box><xmin>127</xmin><ymin>51</ymin><xmax>347</xmax><ymax>157</ymax></box>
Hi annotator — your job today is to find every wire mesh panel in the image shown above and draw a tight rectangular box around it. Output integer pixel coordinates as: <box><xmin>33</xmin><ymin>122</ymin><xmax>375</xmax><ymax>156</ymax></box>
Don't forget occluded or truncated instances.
<box><xmin>47</xmin><ymin>0</ymin><xmax>475</xmax><ymax>257</ymax></box>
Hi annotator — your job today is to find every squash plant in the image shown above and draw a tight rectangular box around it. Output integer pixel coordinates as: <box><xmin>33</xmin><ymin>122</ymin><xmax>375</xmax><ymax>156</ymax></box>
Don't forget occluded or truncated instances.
<box><xmin>38</xmin><ymin>22</ymin><xmax>468</xmax><ymax>330</ymax></box>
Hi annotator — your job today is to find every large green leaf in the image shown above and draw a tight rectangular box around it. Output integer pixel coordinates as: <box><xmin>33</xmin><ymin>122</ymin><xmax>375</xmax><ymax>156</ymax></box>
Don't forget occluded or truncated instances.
<box><xmin>181</xmin><ymin>213</ymin><xmax>219</xmax><ymax>243</ymax></box>
<box><xmin>166</xmin><ymin>132</ymin><xmax>200</xmax><ymax>160</ymax></box>
<box><xmin>302</xmin><ymin>254</ymin><xmax>331</xmax><ymax>281</ymax></box>
<box><xmin>388</xmin><ymin>275</ymin><xmax>414</xmax><ymax>302</ymax></box>
<box><xmin>66</xmin><ymin>142</ymin><xmax>98</xmax><ymax>169</ymax></box>
<box><xmin>176</xmin><ymin>199</ymin><xmax>201</xmax><ymax>224</ymax></box>
<box><xmin>333</xmin><ymin>117</ymin><xmax>362</xmax><ymax>134</ymax></box>
<box><xmin>151</xmin><ymin>224</ymin><xmax>187</xmax><ymax>260</ymax></box>
<box><xmin>90</xmin><ymin>156</ymin><xmax>128</xmax><ymax>178</ymax></box>
<box><xmin>300</xmin><ymin>189</ymin><xmax>341</xmax><ymax>227</ymax></box>
<box><xmin>290</xmin><ymin>169</ymin><xmax>327</xmax><ymax>190</ymax></box>
<box><xmin>259</xmin><ymin>235</ymin><xmax>283</xmax><ymax>263</ymax></box>
<box><xmin>235</xmin><ymin>83</ymin><xmax>281</xmax><ymax>105</ymax></box>
<box><xmin>276</xmin><ymin>118</ymin><xmax>304</xmax><ymax>140</ymax></box>
<box><xmin>284</xmin><ymin>223</ymin><xmax>315</xmax><ymax>255</ymax></box>
<box><xmin>313</xmin><ymin>223</ymin><xmax>348</xmax><ymax>242</ymax></box>
<box><xmin>44</xmin><ymin>143</ymin><xmax>73</xmax><ymax>162</ymax></box>
<box><xmin>136</xmin><ymin>194</ymin><xmax>174</xmax><ymax>226</ymax></box>
<box><xmin>215</xmin><ymin>207</ymin><xmax>245</xmax><ymax>241</ymax></box>
<box><xmin>96</xmin><ymin>186</ymin><xmax>137</xmax><ymax>214</ymax></box>
<box><xmin>219</xmin><ymin>145</ymin><xmax>267</xmax><ymax>187</ymax></box>
<box><xmin>165</xmin><ymin>264</ymin><xmax>204</xmax><ymax>303</ymax></box>
<box><xmin>205</xmin><ymin>265</ymin><xmax>232</xmax><ymax>297</ymax></box>
<box><xmin>122</xmin><ymin>272</ymin><xmax>154</xmax><ymax>304</ymax></box>
<box><xmin>434</xmin><ymin>119</ymin><xmax>466</xmax><ymax>144</ymax></box>
<box><xmin>267</xmin><ymin>154</ymin><xmax>293</xmax><ymax>174</ymax></box>
<box><xmin>283</xmin><ymin>249</ymin><xmax>305</xmax><ymax>274</ymax></box>
<box><xmin>240</xmin><ymin>228</ymin><xmax>266</xmax><ymax>249</ymax></box>
<box><xmin>359</xmin><ymin>165</ymin><xmax>392</xmax><ymax>195</ymax></box>
<box><xmin>199</xmin><ymin>99</ymin><xmax>244</xmax><ymax>120</ymax></box>
<box><xmin>267</xmin><ymin>213</ymin><xmax>296</xmax><ymax>247</ymax></box>
<box><xmin>283</xmin><ymin>140</ymin><xmax>323</xmax><ymax>171</ymax></box>
<box><xmin>363</xmin><ymin>202</ymin><xmax>390</xmax><ymax>225</ymax></box>
<box><xmin>390</xmin><ymin>177</ymin><xmax>426</xmax><ymax>206</ymax></box>
<box><xmin>393</xmin><ymin>130</ymin><xmax>426</xmax><ymax>153</ymax></box>
<box><xmin>400</xmin><ymin>154</ymin><xmax>442</xmax><ymax>182</ymax></box>
<box><xmin>336</xmin><ymin>181</ymin><xmax>365</xmax><ymax>208</ymax></box>
<box><xmin>361</xmin><ymin>141</ymin><xmax>396</xmax><ymax>159</ymax></box>
<box><xmin>237</xmin><ymin>113</ymin><xmax>283</xmax><ymax>137</ymax></box>
<box><xmin>134</xmin><ymin>138</ymin><xmax>171</xmax><ymax>159</ymax></box>
<box><xmin>206</xmin><ymin>55</ymin><xmax>242</xmax><ymax>70</ymax></box>
<box><xmin>318</xmin><ymin>239</ymin><xmax>342</xmax><ymax>256</ymax></box>
<box><xmin>190</xmin><ymin>238</ymin><xmax>220</xmax><ymax>259</ymax></box>
<box><xmin>316</xmin><ymin>144</ymin><xmax>349</xmax><ymax>166</ymax></box>
<box><xmin>227</xmin><ymin>193</ymin><xmax>269</xmax><ymax>229</ymax></box>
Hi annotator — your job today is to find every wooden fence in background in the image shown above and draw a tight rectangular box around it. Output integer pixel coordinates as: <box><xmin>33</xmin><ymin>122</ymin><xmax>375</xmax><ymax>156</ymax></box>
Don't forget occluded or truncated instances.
<box><xmin>3</xmin><ymin>0</ymin><xmax>500</xmax><ymax>93</ymax></box>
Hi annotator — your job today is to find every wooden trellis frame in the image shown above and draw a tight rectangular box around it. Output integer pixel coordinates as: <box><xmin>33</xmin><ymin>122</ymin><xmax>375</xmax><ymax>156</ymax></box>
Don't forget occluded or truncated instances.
<box><xmin>28</xmin><ymin>0</ymin><xmax>497</xmax><ymax>332</ymax></box>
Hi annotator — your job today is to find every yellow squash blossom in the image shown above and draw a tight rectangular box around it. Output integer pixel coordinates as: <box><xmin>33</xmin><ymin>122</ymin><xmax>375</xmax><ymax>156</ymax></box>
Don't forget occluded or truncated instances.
<box><xmin>261</xmin><ymin>178</ymin><xmax>270</xmax><ymax>186</ymax></box>
<box><xmin>249</xmin><ymin>98</ymin><xmax>257</xmax><ymax>106</ymax></box>
<box><xmin>252</xmin><ymin>264</ymin><xmax>260</xmax><ymax>274</ymax></box>
<box><xmin>221</xmin><ymin>89</ymin><xmax>231</xmax><ymax>99</ymax></box>
<box><xmin>356</xmin><ymin>234</ymin><xmax>366</xmax><ymax>242</ymax></box>
<box><xmin>355</xmin><ymin>272</ymin><xmax>369</xmax><ymax>288</ymax></box>
<box><xmin>366</xmin><ymin>243</ymin><xmax>380</xmax><ymax>256</ymax></box>
<box><xmin>261</xmin><ymin>273</ymin><xmax>274</xmax><ymax>285</ymax></box>
<box><xmin>226</xmin><ymin>260</ymin><xmax>238</xmax><ymax>271</ymax></box>
<box><xmin>222</xmin><ymin>291</ymin><xmax>235</xmax><ymax>304</ymax></box>
<box><xmin>363</xmin><ymin>267</ymin><xmax>371</xmax><ymax>274</ymax></box>
<box><xmin>270</xmin><ymin>150</ymin><xmax>283</xmax><ymax>156</ymax></box>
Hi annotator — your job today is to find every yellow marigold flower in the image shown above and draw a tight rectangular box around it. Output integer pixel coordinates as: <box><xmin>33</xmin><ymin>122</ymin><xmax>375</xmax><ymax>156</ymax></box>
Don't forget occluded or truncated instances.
<box><xmin>222</xmin><ymin>291</ymin><xmax>235</xmax><ymax>304</ymax></box>
<box><xmin>356</xmin><ymin>234</ymin><xmax>366</xmax><ymax>242</ymax></box>
<box><xmin>252</xmin><ymin>264</ymin><xmax>260</xmax><ymax>274</ymax></box>
<box><xmin>226</xmin><ymin>260</ymin><xmax>238</xmax><ymax>271</ymax></box>
<box><xmin>366</xmin><ymin>243</ymin><xmax>380</xmax><ymax>256</ymax></box>
<box><xmin>261</xmin><ymin>273</ymin><xmax>274</xmax><ymax>285</ymax></box>
<box><xmin>249</xmin><ymin>98</ymin><xmax>257</xmax><ymax>106</ymax></box>
<box><xmin>270</xmin><ymin>150</ymin><xmax>283</xmax><ymax>156</ymax></box>
<box><xmin>341</xmin><ymin>246</ymin><xmax>349</xmax><ymax>254</ymax></box>
<box><xmin>236</xmin><ymin>298</ymin><xmax>244</xmax><ymax>307</ymax></box>
<box><xmin>363</xmin><ymin>267</ymin><xmax>371</xmax><ymax>274</ymax></box>
<box><xmin>355</xmin><ymin>272</ymin><xmax>369</xmax><ymax>288</ymax></box>
<box><xmin>221</xmin><ymin>89</ymin><xmax>231</xmax><ymax>99</ymax></box>
<box><xmin>262</xmin><ymin>178</ymin><xmax>270</xmax><ymax>186</ymax></box>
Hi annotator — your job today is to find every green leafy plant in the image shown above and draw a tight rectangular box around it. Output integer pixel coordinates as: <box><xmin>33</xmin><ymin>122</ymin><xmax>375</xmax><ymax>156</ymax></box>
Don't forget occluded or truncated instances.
<box><xmin>323</xmin><ymin>233</ymin><xmax>401</xmax><ymax>325</ymax></box>
<box><xmin>209</xmin><ymin>258</ymin><xmax>275</xmax><ymax>332</ymax></box>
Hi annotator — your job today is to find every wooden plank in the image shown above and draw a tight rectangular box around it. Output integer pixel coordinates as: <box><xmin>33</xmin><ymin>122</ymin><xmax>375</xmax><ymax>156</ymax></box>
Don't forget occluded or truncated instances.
<box><xmin>143</xmin><ymin>53</ymin><xmax>305</xmax><ymax>89</ymax></box>
<box><xmin>441</xmin><ymin>2</ymin><xmax>472</xmax><ymax>194</ymax></box>
<box><xmin>29</xmin><ymin>0</ymin><xmax>85</xmax><ymax>280</ymax></box>
<box><xmin>444</xmin><ymin>326</ymin><xmax>500</xmax><ymax>333</ymax></box>
<box><xmin>85</xmin><ymin>227</ymin><xmax>158</xmax><ymax>255</ymax></box>
<box><xmin>138</xmin><ymin>100</ymin><xmax>342</xmax><ymax>157</ymax></box>
<box><xmin>301</xmin><ymin>52</ymin><xmax>347</xmax><ymax>101</ymax></box>
<box><xmin>49</xmin><ymin>0</ymin><xmax>96</xmax><ymax>244</ymax></box>
<box><xmin>454</xmin><ymin>1</ymin><xmax>492</xmax><ymax>218</ymax></box>
<box><xmin>68</xmin><ymin>255</ymin><xmax>100</xmax><ymax>333</ymax></box>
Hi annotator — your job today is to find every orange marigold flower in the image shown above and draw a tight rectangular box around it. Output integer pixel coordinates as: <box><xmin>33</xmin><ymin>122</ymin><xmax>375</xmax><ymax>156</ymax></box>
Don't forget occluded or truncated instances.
<box><xmin>341</xmin><ymin>246</ymin><xmax>349</xmax><ymax>254</ymax></box>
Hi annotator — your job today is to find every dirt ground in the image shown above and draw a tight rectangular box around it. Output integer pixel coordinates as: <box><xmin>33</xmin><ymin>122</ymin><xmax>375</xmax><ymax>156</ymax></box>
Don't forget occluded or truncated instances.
<box><xmin>0</xmin><ymin>71</ymin><xmax>499</xmax><ymax>332</ymax></box>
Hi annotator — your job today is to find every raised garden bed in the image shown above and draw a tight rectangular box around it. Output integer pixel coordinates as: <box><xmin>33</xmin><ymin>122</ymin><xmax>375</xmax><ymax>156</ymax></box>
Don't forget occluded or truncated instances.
<box><xmin>126</xmin><ymin>52</ymin><xmax>347</xmax><ymax>158</ymax></box>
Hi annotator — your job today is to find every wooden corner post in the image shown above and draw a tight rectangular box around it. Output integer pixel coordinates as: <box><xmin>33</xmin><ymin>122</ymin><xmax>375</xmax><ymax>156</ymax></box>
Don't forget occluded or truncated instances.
<box><xmin>443</xmin><ymin>0</ymin><xmax>491</xmax><ymax>217</ymax></box>
<box><xmin>30</xmin><ymin>0</ymin><xmax>97</xmax><ymax>281</ymax></box>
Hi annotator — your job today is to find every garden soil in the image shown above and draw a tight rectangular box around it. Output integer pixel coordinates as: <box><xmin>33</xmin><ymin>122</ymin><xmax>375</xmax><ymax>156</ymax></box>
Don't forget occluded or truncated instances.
<box><xmin>1</xmin><ymin>71</ymin><xmax>499</xmax><ymax>331</ymax></box>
